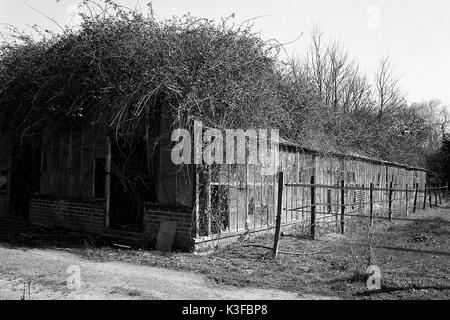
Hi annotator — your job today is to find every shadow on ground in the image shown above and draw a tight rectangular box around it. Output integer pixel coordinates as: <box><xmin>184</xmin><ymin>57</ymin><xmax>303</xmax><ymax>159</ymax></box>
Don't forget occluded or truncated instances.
<box><xmin>0</xmin><ymin>217</ymin><xmax>121</xmax><ymax>251</ymax></box>
<box><xmin>355</xmin><ymin>285</ymin><xmax>450</xmax><ymax>297</ymax></box>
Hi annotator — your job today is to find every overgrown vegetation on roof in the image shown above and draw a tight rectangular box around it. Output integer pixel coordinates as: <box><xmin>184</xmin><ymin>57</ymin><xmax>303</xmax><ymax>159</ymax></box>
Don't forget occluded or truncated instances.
<box><xmin>0</xmin><ymin>0</ymin><xmax>448</xmax><ymax>167</ymax></box>
<box><xmin>0</xmin><ymin>1</ymin><xmax>291</xmax><ymax>139</ymax></box>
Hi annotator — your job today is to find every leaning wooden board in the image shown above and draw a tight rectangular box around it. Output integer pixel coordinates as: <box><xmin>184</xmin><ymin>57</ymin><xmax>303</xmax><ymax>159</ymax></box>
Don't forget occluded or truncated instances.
<box><xmin>156</xmin><ymin>221</ymin><xmax>177</xmax><ymax>251</ymax></box>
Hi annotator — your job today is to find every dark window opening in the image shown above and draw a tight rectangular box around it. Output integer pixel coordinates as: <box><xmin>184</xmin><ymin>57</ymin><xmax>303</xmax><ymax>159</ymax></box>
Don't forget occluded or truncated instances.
<box><xmin>41</xmin><ymin>152</ymin><xmax>47</xmax><ymax>172</ymax></box>
<box><xmin>0</xmin><ymin>169</ymin><xmax>7</xmax><ymax>191</ymax></box>
<box><xmin>9</xmin><ymin>139</ymin><xmax>41</xmax><ymax>217</ymax></box>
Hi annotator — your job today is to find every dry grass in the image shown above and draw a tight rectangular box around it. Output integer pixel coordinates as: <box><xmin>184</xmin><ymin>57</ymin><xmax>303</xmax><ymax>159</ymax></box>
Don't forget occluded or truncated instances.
<box><xmin>1</xmin><ymin>207</ymin><xmax>449</xmax><ymax>299</ymax></box>
<box><xmin>69</xmin><ymin>207</ymin><xmax>449</xmax><ymax>299</ymax></box>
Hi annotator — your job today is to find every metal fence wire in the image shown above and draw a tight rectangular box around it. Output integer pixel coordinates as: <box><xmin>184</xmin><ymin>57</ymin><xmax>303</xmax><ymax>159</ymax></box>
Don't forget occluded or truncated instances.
<box><xmin>272</xmin><ymin>171</ymin><xmax>449</xmax><ymax>257</ymax></box>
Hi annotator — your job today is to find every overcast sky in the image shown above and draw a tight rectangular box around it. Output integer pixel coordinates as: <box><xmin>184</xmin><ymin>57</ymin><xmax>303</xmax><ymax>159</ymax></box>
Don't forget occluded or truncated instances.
<box><xmin>1</xmin><ymin>0</ymin><xmax>449</xmax><ymax>106</ymax></box>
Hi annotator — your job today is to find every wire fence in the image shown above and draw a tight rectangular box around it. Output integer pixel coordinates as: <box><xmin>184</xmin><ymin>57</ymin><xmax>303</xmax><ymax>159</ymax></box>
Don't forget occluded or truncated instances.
<box><xmin>272</xmin><ymin>171</ymin><xmax>449</xmax><ymax>257</ymax></box>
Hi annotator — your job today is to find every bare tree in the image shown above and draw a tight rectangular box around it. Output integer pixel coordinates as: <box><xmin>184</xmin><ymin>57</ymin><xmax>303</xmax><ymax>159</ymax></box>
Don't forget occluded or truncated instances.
<box><xmin>304</xmin><ymin>28</ymin><xmax>373</xmax><ymax>113</ymax></box>
<box><xmin>304</xmin><ymin>27</ymin><xmax>328</xmax><ymax>99</ymax></box>
<box><xmin>374</xmin><ymin>56</ymin><xmax>405</xmax><ymax>121</ymax></box>
<box><xmin>437</xmin><ymin>105</ymin><xmax>450</xmax><ymax>140</ymax></box>
<box><xmin>341</xmin><ymin>66</ymin><xmax>373</xmax><ymax>113</ymax></box>
<box><xmin>326</xmin><ymin>39</ymin><xmax>352</xmax><ymax>110</ymax></box>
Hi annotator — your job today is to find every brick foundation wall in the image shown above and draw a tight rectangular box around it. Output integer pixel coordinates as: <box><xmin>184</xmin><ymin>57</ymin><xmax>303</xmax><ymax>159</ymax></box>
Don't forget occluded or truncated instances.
<box><xmin>30</xmin><ymin>195</ymin><xmax>105</xmax><ymax>234</ymax></box>
<box><xmin>0</xmin><ymin>192</ymin><xmax>6</xmax><ymax>218</ymax></box>
<box><xmin>143</xmin><ymin>204</ymin><xmax>194</xmax><ymax>250</ymax></box>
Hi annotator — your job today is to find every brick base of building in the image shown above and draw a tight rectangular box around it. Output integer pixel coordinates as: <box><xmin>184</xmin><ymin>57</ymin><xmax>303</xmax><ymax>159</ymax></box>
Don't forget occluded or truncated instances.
<box><xmin>143</xmin><ymin>203</ymin><xmax>194</xmax><ymax>251</ymax></box>
<box><xmin>29</xmin><ymin>195</ymin><xmax>105</xmax><ymax>234</ymax></box>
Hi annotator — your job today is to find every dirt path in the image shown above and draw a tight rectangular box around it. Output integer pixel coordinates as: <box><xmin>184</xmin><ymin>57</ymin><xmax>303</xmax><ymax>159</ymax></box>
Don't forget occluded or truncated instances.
<box><xmin>0</xmin><ymin>245</ymin><xmax>335</xmax><ymax>300</ymax></box>
<box><xmin>2</xmin><ymin>207</ymin><xmax>447</xmax><ymax>300</ymax></box>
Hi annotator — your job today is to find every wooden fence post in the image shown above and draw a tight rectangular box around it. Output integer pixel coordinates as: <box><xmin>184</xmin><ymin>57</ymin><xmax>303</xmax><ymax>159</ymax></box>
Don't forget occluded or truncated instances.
<box><xmin>439</xmin><ymin>187</ymin><xmax>442</xmax><ymax>205</ymax></box>
<box><xmin>310</xmin><ymin>175</ymin><xmax>316</xmax><ymax>240</ymax></box>
<box><xmin>413</xmin><ymin>183</ymin><xmax>418</xmax><ymax>213</ymax></box>
<box><xmin>405</xmin><ymin>183</ymin><xmax>409</xmax><ymax>216</ymax></box>
<box><xmin>369</xmin><ymin>183</ymin><xmax>374</xmax><ymax>227</ymax></box>
<box><xmin>327</xmin><ymin>189</ymin><xmax>332</xmax><ymax>216</ymax></box>
<box><xmin>340</xmin><ymin>180</ymin><xmax>345</xmax><ymax>234</ymax></box>
<box><xmin>447</xmin><ymin>183</ymin><xmax>449</xmax><ymax>200</ymax></box>
<box><xmin>423</xmin><ymin>183</ymin><xmax>427</xmax><ymax>210</ymax></box>
<box><xmin>429</xmin><ymin>186</ymin><xmax>432</xmax><ymax>208</ymax></box>
<box><xmin>446</xmin><ymin>183</ymin><xmax>449</xmax><ymax>202</ymax></box>
<box><xmin>273</xmin><ymin>171</ymin><xmax>284</xmax><ymax>258</ymax></box>
<box><xmin>362</xmin><ymin>184</ymin><xmax>365</xmax><ymax>212</ymax></box>
<box><xmin>435</xmin><ymin>189</ymin><xmax>438</xmax><ymax>207</ymax></box>
<box><xmin>388</xmin><ymin>181</ymin><xmax>393</xmax><ymax>222</ymax></box>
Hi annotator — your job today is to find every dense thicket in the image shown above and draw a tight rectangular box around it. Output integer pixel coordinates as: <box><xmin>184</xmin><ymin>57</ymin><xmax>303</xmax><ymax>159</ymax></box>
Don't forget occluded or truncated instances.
<box><xmin>0</xmin><ymin>2</ymin><xmax>290</xmax><ymax>139</ymax></box>
<box><xmin>426</xmin><ymin>134</ymin><xmax>450</xmax><ymax>185</ymax></box>
<box><xmin>0</xmin><ymin>0</ymin><xmax>448</xmax><ymax>168</ymax></box>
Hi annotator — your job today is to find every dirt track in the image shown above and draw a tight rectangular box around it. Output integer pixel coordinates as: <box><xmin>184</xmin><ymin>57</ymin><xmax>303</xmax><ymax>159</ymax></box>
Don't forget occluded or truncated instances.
<box><xmin>0</xmin><ymin>244</ymin><xmax>334</xmax><ymax>300</ymax></box>
<box><xmin>1</xmin><ymin>206</ymin><xmax>448</xmax><ymax>300</ymax></box>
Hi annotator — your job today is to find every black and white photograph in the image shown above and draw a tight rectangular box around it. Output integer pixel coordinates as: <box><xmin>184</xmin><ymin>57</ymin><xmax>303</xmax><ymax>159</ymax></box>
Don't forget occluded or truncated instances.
<box><xmin>0</xmin><ymin>0</ymin><xmax>449</xmax><ymax>308</ymax></box>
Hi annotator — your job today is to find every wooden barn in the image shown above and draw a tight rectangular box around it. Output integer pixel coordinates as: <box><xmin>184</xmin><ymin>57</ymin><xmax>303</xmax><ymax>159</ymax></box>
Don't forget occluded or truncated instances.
<box><xmin>0</xmin><ymin>12</ymin><xmax>427</xmax><ymax>251</ymax></box>
<box><xmin>0</xmin><ymin>124</ymin><xmax>427</xmax><ymax>251</ymax></box>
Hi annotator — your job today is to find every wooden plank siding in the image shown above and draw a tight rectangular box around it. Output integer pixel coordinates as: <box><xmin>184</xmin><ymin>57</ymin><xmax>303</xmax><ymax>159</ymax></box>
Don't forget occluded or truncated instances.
<box><xmin>39</xmin><ymin>125</ymin><xmax>104</xmax><ymax>199</ymax></box>
<box><xmin>195</xmin><ymin>142</ymin><xmax>427</xmax><ymax>242</ymax></box>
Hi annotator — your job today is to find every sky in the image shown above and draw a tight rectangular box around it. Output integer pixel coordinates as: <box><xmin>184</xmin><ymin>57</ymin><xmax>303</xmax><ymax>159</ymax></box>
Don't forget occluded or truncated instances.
<box><xmin>1</xmin><ymin>0</ymin><xmax>449</xmax><ymax>107</ymax></box>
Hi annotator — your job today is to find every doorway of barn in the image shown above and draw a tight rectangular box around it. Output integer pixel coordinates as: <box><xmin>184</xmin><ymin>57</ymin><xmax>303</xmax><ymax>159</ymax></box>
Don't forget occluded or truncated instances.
<box><xmin>107</xmin><ymin>138</ymin><xmax>158</xmax><ymax>233</ymax></box>
<box><xmin>9</xmin><ymin>139</ymin><xmax>41</xmax><ymax>217</ymax></box>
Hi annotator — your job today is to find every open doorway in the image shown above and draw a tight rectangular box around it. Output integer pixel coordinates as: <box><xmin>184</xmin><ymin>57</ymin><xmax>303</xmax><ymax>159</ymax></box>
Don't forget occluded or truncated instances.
<box><xmin>108</xmin><ymin>138</ymin><xmax>158</xmax><ymax>232</ymax></box>
<box><xmin>9</xmin><ymin>139</ymin><xmax>41</xmax><ymax>217</ymax></box>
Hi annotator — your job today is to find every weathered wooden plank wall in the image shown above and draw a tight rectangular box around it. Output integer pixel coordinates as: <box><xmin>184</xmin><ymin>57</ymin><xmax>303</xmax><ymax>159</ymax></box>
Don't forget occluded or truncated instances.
<box><xmin>39</xmin><ymin>125</ymin><xmax>107</xmax><ymax>199</ymax></box>
<box><xmin>197</xmin><ymin>143</ymin><xmax>427</xmax><ymax>241</ymax></box>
